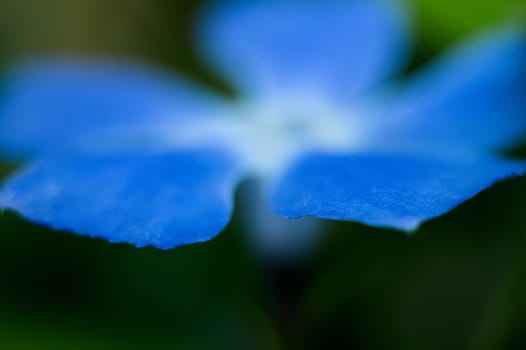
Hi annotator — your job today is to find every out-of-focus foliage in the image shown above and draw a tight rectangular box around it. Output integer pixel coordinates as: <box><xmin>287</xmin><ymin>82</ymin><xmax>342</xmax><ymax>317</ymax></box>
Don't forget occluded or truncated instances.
<box><xmin>0</xmin><ymin>1</ymin><xmax>525</xmax><ymax>349</ymax></box>
<box><xmin>0</xmin><ymin>0</ymin><xmax>231</xmax><ymax>94</ymax></box>
<box><xmin>409</xmin><ymin>0</ymin><xmax>525</xmax><ymax>65</ymax></box>
<box><xmin>412</xmin><ymin>0</ymin><xmax>524</xmax><ymax>39</ymax></box>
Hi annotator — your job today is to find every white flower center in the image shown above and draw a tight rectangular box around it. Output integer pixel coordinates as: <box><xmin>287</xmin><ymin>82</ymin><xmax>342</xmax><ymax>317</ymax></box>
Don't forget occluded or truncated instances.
<box><xmin>232</xmin><ymin>101</ymin><xmax>360</xmax><ymax>175</ymax></box>
<box><xmin>173</xmin><ymin>96</ymin><xmax>366</xmax><ymax>176</ymax></box>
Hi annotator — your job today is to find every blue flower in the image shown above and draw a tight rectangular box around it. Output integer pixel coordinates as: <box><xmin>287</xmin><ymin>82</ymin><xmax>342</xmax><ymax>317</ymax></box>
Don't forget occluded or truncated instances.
<box><xmin>0</xmin><ymin>0</ymin><xmax>525</xmax><ymax>249</ymax></box>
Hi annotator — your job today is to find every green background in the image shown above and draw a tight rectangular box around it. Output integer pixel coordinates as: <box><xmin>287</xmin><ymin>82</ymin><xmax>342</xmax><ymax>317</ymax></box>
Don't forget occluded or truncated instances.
<box><xmin>0</xmin><ymin>0</ymin><xmax>525</xmax><ymax>349</ymax></box>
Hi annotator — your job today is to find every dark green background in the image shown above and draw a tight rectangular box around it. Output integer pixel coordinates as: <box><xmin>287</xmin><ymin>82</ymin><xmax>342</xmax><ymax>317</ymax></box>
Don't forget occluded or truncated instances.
<box><xmin>0</xmin><ymin>1</ymin><xmax>525</xmax><ymax>349</ymax></box>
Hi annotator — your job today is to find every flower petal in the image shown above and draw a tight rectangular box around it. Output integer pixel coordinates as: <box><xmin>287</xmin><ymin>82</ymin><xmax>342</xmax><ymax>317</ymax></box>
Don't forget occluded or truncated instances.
<box><xmin>378</xmin><ymin>26</ymin><xmax>526</xmax><ymax>155</ymax></box>
<box><xmin>197</xmin><ymin>0</ymin><xmax>409</xmax><ymax>100</ymax></box>
<box><xmin>0</xmin><ymin>150</ymin><xmax>242</xmax><ymax>248</ymax></box>
<box><xmin>269</xmin><ymin>152</ymin><xmax>526</xmax><ymax>231</ymax></box>
<box><xmin>0</xmin><ymin>58</ymin><xmax>228</xmax><ymax>157</ymax></box>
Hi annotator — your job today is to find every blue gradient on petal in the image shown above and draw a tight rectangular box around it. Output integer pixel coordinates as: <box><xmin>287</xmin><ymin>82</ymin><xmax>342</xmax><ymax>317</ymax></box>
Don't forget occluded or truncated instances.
<box><xmin>0</xmin><ymin>58</ymin><xmax>227</xmax><ymax>157</ymax></box>
<box><xmin>376</xmin><ymin>26</ymin><xmax>526</xmax><ymax>155</ymax></box>
<box><xmin>197</xmin><ymin>0</ymin><xmax>410</xmax><ymax>100</ymax></box>
<box><xmin>270</xmin><ymin>152</ymin><xmax>526</xmax><ymax>231</ymax></box>
<box><xmin>0</xmin><ymin>150</ymin><xmax>241</xmax><ymax>249</ymax></box>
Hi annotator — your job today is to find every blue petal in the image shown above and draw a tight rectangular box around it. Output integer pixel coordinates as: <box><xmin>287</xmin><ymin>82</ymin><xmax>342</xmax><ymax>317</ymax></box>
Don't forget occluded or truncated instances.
<box><xmin>0</xmin><ymin>58</ymin><xmax>227</xmax><ymax>157</ymax></box>
<box><xmin>378</xmin><ymin>26</ymin><xmax>526</xmax><ymax>155</ymax></box>
<box><xmin>197</xmin><ymin>0</ymin><xmax>409</xmax><ymax>100</ymax></box>
<box><xmin>0</xmin><ymin>150</ymin><xmax>242</xmax><ymax>248</ymax></box>
<box><xmin>270</xmin><ymin>153</ymin><xmax>526</xmax><ymax>231</ymax></box>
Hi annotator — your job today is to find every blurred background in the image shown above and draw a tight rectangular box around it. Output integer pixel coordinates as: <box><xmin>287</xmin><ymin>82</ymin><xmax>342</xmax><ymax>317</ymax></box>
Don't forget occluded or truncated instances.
<box><xmin>0</xmin><ymin>0</ymin><xmax>525</xmax><ymax>349</ymax></box>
